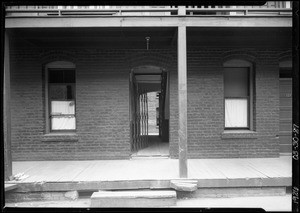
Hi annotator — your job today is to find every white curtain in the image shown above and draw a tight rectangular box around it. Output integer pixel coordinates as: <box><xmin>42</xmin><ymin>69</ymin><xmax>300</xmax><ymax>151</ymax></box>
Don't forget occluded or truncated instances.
<box><xmin>51</xmin><ymin>101</ymin><xmax>75</xmax><ymax>130</ymax></box>
<box><xmin>51</xmin><ymin>101</ymin><xmax>75</xmax><ymax>114</ymax></box>
<box><xmin>225</xmin><ymin>99</ymin><xmax>248</xmax><ymax>128</ymax></box>
<box><xmin>51</xmin><ymin>117</ymin><xmax>76</xmax><ymax>130</ymax></box>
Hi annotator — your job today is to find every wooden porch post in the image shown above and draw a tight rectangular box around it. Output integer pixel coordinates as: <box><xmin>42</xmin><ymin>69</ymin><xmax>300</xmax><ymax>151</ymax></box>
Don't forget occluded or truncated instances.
<box><xmin>178</xmin><ymin>5</ymin><xmax>186</xmax><ymax>15</ymax></box>
<box><xmin>178</xmin><ymin>24</ymin><xmax>188</xmax><ymax>178</ymax></box>
<box><xmin>4</xmin><ymin>31</ymin><xmax>12</xmax><ymax>180</ymax></box>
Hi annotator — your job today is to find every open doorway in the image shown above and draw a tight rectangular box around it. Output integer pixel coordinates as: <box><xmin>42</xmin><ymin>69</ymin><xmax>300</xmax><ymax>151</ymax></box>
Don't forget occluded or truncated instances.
<box><xmin>129</xmin><ymin>66</ymin><xmax>169</xmax><ymax>157</ymax></box>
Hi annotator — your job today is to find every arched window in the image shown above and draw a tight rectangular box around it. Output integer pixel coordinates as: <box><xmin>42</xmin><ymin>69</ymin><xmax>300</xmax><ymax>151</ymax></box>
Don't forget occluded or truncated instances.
<box><xmin>45</xmin><ymin>61</ymin><xmax>76</xmax><ymax>132</ymax></box>
<box><xmin>223</xmin><ymin>59</ymin><xmax>254</xmax><ymax>130</ymax></box>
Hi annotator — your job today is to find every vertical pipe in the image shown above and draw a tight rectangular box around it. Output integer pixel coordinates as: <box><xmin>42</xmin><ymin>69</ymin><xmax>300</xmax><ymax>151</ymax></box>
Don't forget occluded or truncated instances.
<box><xmin>146</xmin><ymin>92</ymin><xmax>148</xmax><ymax>136</ymax></box>
<box><xmin>138</xmin><ymin>92</ymin><xmax>141</xmax><ymax>150</ymax></box>
<box><xmin>146</xmin><ymin>92</ymin><xmax>148</xmax><ymax>146</ymax></box>
<box><xmin>144</xmin><ymin>92</ymin><xmax>146</xmax><ymax>146</ymax></box>
<box><xmin>140</xmin><ymin>92</ymin><xmax>142</xmax><ymax>148</ymax></box>
<box><xmin>133</xmin><ymin>81</ymin><xmax>136</xmax><ymax>152</ymax></box>
<box><xmin>136</xmin><ymin>86</ymin><xmax>139</xmax><ymax>151</ymax></box>
<box><xmin>141</xmin><ymin>91</ymin><xmax>143</xmax><ymax>148</ymax></box>
<box><xmin>143</xmin><ymin>92</ymin><xmax>145</xmax><ymax>147</ymax></box>
<box><xmin>142</xmin><ymin>93</ymin><xmax>144</xmax><ymax>147</ymax></box>
<box><xmin>133</xmin><ymin>83</ymin><xmax>135</xmax><ymax>152</ymax></box>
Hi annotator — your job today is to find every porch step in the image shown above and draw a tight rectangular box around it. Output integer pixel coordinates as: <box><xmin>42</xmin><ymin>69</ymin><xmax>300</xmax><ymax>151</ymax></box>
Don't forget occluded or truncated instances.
<box><xmin>90</xmin><ymin>190</ymin><xmax>177</xmax><ymax>207</ymax></box>
<box><xmin>170</xmin><ymin>179</ymin><xmax>198</xmax><ymax>192</ymax></box>
<box><xmin>5</xmin><ymin>184</ymin><xmax>18</xmax><ymax>192</ymax></box>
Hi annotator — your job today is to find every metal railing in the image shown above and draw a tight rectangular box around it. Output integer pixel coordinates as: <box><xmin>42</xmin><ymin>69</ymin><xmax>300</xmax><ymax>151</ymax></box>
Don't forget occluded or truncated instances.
<box><xmin>5</xmin><ymin>5</ymin><xmax>292</xmax><ymax>17</ymax></box>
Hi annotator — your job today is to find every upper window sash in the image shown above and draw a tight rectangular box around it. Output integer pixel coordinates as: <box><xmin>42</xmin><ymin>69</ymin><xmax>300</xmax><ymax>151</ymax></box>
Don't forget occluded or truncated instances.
<box><xmin>48</xmin><ymin>68</ymin><xmax>76</xmax><ymax>84</ymax></box>
<box><xmin>224</xmin><ymin>66</ymin><xmax>251</xmax><ymax>130</ymax></box>
<box><xmin>47</xmin><ymin>68</ymin><xmax>76</xmax><ymax>132</ymax></box>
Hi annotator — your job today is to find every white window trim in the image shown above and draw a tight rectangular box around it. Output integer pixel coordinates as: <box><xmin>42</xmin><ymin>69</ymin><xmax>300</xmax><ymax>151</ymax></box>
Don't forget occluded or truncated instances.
<box><xmin>44</xmin><ymin>61</ymin><xmax>76</xmax><ymax>134</ymax></box>
<box><xmin>223</xmin><ymin>59</ymin><xmax>254</xmax><ymax>131</ymax></box>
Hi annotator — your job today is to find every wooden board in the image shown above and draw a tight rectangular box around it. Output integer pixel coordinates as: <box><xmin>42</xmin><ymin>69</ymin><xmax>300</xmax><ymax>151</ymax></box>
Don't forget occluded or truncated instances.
<box><xmin>7</xmin><ymin>156</ymin><xmax>291</xmax><ymax>189</ymax></box>
<box><xmin>178</xmin><ymin>25</ymin><xmax>188</xmax><ymax>178</ymax></box>
<box><xmin>6</xmin><ymin>16</ymin><xmax>292</xmax><ymax>28</ymax></box>
<box><xmin>5</xmin><ymin>184</ymin><xmax>18</xmax><ymax>192</ymax></box>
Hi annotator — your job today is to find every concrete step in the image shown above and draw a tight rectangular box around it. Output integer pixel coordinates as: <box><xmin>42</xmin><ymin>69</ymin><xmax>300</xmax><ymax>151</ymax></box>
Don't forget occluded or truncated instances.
<box><xmin>90</xmin><ymin>190</ymin><xmax>177</xmax><ymax>207</ymax></box>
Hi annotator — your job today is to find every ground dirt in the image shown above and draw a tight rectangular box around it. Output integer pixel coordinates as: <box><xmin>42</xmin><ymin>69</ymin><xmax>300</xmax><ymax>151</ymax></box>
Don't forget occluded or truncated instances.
<box><xmin>5</xmin><ymin>194</ymin><xmax>292</xmax><ymax>211</ymax></box>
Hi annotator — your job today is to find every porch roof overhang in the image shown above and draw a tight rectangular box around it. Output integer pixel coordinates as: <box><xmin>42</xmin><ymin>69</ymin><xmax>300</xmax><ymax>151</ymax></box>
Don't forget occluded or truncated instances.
<box><xmin>5</xmin><ymin>15</ymin><xmax>292</xmax><ymax>29</ymax></box>
<box><xmin>7</xmin><ymin>27</ymin><xmax>292</xmax><ymax>49</ymax></box>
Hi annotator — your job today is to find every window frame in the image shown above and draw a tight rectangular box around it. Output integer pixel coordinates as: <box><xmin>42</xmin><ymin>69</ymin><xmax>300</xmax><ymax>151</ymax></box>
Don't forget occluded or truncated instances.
<box><xmin>223</xmin><ymin>60</ymin><xmax>254</xmax><ymax>130</ymax></box>
<box><xmin>279</xmin><ymin>60</ymin><xmax>292</xmax><ymax>78</ymax></box>
<box><xmin>48</xmin><ymin>77</ymin><xmax>76</xmax><ymax>132</ymax></box>
<box><xmin>44</xmin><ymin>61</ymin><xmax>76</xmax><ymax>133</ymax></box>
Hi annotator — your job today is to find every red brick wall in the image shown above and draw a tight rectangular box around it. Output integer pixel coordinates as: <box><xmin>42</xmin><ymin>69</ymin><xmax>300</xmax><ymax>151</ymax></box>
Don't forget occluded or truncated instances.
<box><xmin>182</xmin><ymin>49</ymin><xmax>282</xmax><ymax>158</ymax></box>
<box><xmin>9</xmin><ymin>47</ymin><xmax>290</xmax><ymax>160</ymax></box>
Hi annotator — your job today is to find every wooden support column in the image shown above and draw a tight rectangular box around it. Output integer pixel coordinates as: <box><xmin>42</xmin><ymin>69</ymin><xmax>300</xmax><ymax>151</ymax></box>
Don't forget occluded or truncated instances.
<box><xmin>178</xmin><ymin>6</ymin><xmax>186</xmax><ymax>15</ymax></box>
<box><xmin>178</xmin><ymin>25</ymin><xmax>188</xmax><ymax>178</ymax></box>
<box><xmin>4</xmin><ymin>31</ymin><xmax>12</xmax><ymax>180</ymax></box>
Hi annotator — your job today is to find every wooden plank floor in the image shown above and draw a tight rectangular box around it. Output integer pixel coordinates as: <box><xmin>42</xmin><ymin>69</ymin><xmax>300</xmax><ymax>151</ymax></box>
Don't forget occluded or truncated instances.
<box><xmin>8</xmin><ymin>156</ymin><xmax>292</xmax><ymax>185</ymax></box>
<box><xmin>131</xmin><ymin>136</ymin><xmax>169</xmax><ymax>157</ymax></box>
<box><xmin>132</xmin><ymin>142</ymin><xmax>169</xmax><ymax>157</ymax></box>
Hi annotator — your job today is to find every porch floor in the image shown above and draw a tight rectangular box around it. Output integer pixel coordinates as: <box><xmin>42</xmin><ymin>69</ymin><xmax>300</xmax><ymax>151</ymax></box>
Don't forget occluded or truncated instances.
<box><xmin>8</xmin><ymin>156</ymin><xmax>291</xmax><ymax>186</ymax></box>
<box><xmin>131</xmin><ymin>141</ymin><xmax>169</xmax><ymax>157</ymax></box>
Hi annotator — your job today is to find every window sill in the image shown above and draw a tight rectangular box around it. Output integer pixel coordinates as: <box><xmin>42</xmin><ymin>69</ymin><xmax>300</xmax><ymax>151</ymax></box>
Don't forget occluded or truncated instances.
<box><xmin>41</xmin><ymin>133</ymin><xmax>78</xmax><ymax>142</ymax></box>
<box><xmin>221</xmin><ymin>130</ymin><xmax>258</xmax><ymax>139</ymax></box>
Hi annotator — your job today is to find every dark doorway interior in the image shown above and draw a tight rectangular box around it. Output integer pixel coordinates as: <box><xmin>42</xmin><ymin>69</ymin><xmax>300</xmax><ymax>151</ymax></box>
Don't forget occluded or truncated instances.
<box><xmin>129</xmin><ymin>66</ymin><xmax>169</xmax><ymax>157</ymax></box>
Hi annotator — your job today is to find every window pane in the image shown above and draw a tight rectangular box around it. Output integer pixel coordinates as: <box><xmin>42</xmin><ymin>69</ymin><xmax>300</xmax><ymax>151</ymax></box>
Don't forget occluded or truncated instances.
<box><xmin>280</xmin><ymin>68</ymin><xmax>292</xmax><ymax>78</ymax></box>
<box><xmin>224</xmin><ymin>68</ymin><xmax>249</xmax><ymax>97</ymax></box>
<box><xmin>49</xmin><ymin>69</ymin><xmax>75</xmax><ymax>83</ymax></box>
<box><xmin>64</xmin><ymin>70</ymin><xmax>76</xmax><ymax>83</ymax></box>
<box><xmin>49</xmin><ymin>70</ymin><xmax>64</xmax><ymax>83</ymax></box>
<box><xmin>66</xmin><ymin>85</ymin><xmax>74</xmax><ymax>99</ymax></box>
<box><xmin>51</xmin><ymin>116</ymin><xmax>76</xmax><ymax>130</ymax></box>
<box><xmin>225</xmin><ymin>99</ymin><xmax>248</xmax><ymax>128</ymax></box>
<box><xmin>51</xmin><ymin>101</ymin><xmax>75</xmax><ymax>115</ymax></box>
<box><xmin>49</xmin><ymin>85</ymin><xmax>67</xmax><ymax>99</ymax></box>
<box><xmin>49</xmin><ymin>85</ymin><xmax>74</xmax><ymax>99</ymax></box>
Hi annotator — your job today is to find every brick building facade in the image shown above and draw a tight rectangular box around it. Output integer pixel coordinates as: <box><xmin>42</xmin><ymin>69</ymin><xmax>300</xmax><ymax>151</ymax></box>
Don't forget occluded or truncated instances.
<box><xmin>4</xmin><ymin>4</ymin><xmax>293</xmax><ymax>169</ymax></box>
<box><xmin>8</xmin><ymin>47</ymin><xmax>292</xmax><ymax>160</ymax></box>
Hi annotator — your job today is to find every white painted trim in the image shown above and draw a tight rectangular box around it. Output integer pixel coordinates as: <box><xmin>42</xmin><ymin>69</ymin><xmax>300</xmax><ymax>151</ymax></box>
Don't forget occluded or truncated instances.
<box><xmin>5</xmin><ymin>16</ymin><xmax>292</xmax><ymax>28</ymax></box>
